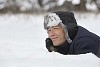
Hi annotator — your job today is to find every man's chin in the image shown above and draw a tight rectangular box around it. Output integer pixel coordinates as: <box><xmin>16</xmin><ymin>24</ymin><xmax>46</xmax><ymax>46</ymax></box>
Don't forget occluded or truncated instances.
<box><xmin>53</xmin><ymin>42</ymin><xmax>60</xmax><ymax>46</ymax></box>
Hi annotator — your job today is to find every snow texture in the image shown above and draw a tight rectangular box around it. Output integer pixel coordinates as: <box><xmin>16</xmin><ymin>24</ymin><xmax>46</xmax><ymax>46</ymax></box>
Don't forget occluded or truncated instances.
<box><xmin>0</xmin><ymin>13</ymin><xmax>100</xmax><ymax>67</ymax></box>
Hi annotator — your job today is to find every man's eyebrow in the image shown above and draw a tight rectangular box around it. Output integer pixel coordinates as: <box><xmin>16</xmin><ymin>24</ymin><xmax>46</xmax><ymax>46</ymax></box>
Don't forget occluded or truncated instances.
<box><xmin>52</xmin><ymin>26</ymin><xmax>59</xmax><ymax>27</ymax></box>
<box><xmin>47</xmin><ymin>26</ymin><xmax>59</xmax><ymax>29</ymax></box>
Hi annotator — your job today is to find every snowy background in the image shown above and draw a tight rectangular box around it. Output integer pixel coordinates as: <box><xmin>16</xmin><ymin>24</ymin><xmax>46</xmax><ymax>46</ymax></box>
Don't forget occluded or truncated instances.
<box><xmin>0</xmin><ymin>13</ymin><xmax>100</xmax><ymax>67</ymax></box>
<box><xmin>0</xmin><ymin>0</ymin><xmax>100</xmax><ymax>13</ymax></box>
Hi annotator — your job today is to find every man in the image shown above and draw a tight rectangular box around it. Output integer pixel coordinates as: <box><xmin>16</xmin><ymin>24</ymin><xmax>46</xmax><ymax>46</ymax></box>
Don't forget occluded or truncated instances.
<box><xmin>44</xmin><ymin>11</ymin><xmax>100</xmax><ymax>58</ymax></box>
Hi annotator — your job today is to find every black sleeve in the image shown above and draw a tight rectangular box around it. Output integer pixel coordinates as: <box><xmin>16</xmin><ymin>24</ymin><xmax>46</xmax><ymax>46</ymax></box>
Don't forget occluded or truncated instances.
<box><xmin>74</xmin><ymin>37</ymin><xmax>99</xmax><ymax>55</ymax></box>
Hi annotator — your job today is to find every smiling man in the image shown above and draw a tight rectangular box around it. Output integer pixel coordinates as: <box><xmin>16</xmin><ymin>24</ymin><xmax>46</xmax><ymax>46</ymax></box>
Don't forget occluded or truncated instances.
<box><xmin>44</xmin><ymin>11</ymin><xmax>100</xmax><ymax>58</ymax></box>
<box><xmin>47</xmin><ymin>25</ymin><xmax>66</xmax><ymax>46</ymax></box>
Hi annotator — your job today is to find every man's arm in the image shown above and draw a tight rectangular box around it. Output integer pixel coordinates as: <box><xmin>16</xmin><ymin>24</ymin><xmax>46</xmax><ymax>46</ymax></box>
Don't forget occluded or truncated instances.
<box><xmin>74</xmin><ymin>37</ymin><xmax>99</xmax><ymax>55</ymax></box>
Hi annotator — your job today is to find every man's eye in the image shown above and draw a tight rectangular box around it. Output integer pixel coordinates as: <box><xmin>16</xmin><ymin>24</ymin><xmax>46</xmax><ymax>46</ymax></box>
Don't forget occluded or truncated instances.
<box><xmin>47</xmin><ymin>29</ymin><xmax>51</xmax><ymax>34</ymax></box>
<box><xmin>48</xmin><ymin>29</ymin><xmax>51</xmax><ymax>31</ymax></box>
<box><xmin>47</xmin><ymin>29</ymin><xmax>51</xmax><ymax>32</ymax></box>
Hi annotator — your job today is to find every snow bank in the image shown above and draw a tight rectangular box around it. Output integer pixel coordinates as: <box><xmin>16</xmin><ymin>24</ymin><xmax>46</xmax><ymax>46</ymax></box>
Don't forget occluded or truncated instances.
<box><xmin>0</xmin><ymin>13</ymin><xmax>100</xmax><ymax>67</ymax></box>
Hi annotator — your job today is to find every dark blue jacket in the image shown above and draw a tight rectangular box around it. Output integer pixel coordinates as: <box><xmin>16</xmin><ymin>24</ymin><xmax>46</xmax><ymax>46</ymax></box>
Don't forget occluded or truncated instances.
<box><xmin>57</xmin><ymin>26</ymin><xmax>100</xmax><ymax>57</ymax></box>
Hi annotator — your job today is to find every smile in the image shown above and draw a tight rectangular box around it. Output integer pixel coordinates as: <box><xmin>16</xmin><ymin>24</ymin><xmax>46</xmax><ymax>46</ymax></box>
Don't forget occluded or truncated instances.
<box><xmin>51</xmin><ymin>37</ymin><xmax>58</xmax><ymax>41</ymax></box>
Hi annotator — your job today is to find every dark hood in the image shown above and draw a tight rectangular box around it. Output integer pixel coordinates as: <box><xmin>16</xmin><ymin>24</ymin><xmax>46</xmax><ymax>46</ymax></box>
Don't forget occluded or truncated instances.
<box><xmin>53</xmin><ymin>11</ymin><xmax>78</xmax><ymax>40</ymax></box>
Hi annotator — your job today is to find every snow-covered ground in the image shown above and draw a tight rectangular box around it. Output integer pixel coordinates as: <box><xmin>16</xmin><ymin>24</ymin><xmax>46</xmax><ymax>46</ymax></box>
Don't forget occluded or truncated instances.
<box><xmin>0</xmin><ymin>13</ymin><xmax>100</xmax><ymax>67</ymax></box>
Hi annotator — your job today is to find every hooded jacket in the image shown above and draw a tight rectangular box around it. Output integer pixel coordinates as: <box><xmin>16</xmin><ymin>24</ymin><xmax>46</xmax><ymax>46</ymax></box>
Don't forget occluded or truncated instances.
<box><xmin>56</xmin><ymin>26</ymin><xmax>100</xmax><ymax>57</ymax></box>
<box><xmin>44</xmin><ymin>11</ymin><xmax>100</xmax><ymax>58</ymax></box>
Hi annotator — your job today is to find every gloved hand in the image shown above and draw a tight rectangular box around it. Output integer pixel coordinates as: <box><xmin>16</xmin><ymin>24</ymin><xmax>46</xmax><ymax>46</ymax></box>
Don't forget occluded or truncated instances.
<box><xmin>45</xmin><ymin>38</ymin><xmax>55</xmax><ymax>52</ymax></box>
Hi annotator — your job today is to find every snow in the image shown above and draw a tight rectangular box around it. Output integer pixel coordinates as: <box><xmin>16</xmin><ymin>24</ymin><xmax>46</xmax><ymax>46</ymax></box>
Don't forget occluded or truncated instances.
<box><xmin>20</xmin><ymin>1</ymin><xmax>32</xmax><ymax>11</ymax></box>
<box><xmin>72</xmin><ymin>0</ymin><xmax>80</xmax><ymax>5</ymax></box>
<box><xmin>86</xmin><ymin>2</ymin><xmax>98</xmax><ymax>11</ymax></box>
<box><xmin>57</xmin><ymin>0</ymin><xmax>65</xmax><ymax>6</ymax></box>
<box><xmin>0</xmin><ymin>13</ymin><xmax>100</xmax><ymax>67</ymax></box>
<box><xmin>0</xmin><ymin>0</ymin><xmax>7</xmax><ymax>9</ymax></box>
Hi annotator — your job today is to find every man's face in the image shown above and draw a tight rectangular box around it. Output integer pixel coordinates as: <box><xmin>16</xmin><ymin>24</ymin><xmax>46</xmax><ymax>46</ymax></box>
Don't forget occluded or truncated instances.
<box><xmin>47</xmin><ymin>26</ymin><xmax>66</xmax><ymax>46</ymax></box>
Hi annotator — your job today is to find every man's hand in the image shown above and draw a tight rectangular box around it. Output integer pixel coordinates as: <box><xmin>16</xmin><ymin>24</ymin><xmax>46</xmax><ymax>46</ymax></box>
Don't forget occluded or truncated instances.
<box><xmin>45</xmin><ymin>38</ymin><xmax>55</xmax><ymax>52</ymax></box>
